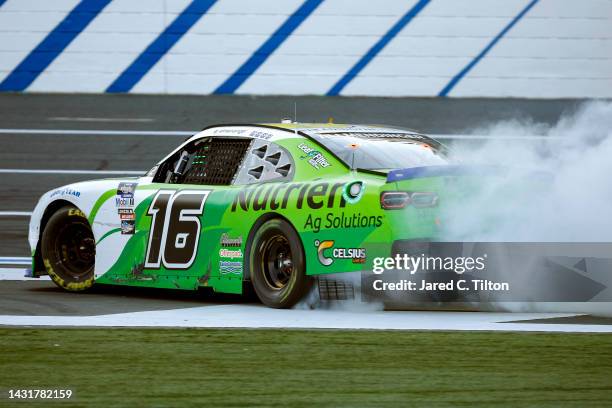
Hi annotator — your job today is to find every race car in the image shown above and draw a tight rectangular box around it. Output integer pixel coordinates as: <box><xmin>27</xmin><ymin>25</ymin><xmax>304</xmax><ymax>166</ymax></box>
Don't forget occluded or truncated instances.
<box><xmin>28</xmin><ymin>123</ymin><xmax>450</xmax><ymax>308</ymax></box>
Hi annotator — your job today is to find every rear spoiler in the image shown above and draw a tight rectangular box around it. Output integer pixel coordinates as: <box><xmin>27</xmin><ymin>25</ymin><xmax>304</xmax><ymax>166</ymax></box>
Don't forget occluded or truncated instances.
<box><xmin>387</xmin><ymin>165</ymin><xmax>503</xmax><ymax>182</ymax></box>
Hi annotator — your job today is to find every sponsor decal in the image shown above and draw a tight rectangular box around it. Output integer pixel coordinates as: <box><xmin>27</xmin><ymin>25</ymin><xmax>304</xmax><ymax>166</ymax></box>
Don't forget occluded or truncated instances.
<box><xmin>115</xmin><ymin>197</ymin><xmax>135</xmax><ymax>208</ymax></box>
<box><xmin>304</xmin><ymin>212</ymin><xmax>383</xmax><ymax>233</ymax></box>
<box><xmin>342</xmin><ymin>181</ymin><xmax>365</xmax><ymax>204</ymax></box>
<box><xmin>116</xmin><ymin>182</ymin><xmax>138</xmax><ymax>234</ymax></box>
<box><xmin>117</xmin><ymin>182</ymin><xmax>137</xmax><ymax>198</ymax></box>
<box><xmin>214</xmin><ymin>128</ymin><xmax>246</xmax><ymax>135</ymax></box>
<box><xmin>231</xmin><ymin>182</ymin><xmax>346</xmax><ymax>212</ymax></box>
<box><xmin>297</xmin><ymin>143</ymin><xmax>331</xmax><ymax>169</ymax></box>
<box><xmin>50</xmin><ymin>188</ymin><xmax>81</xmax><ymax>198</ymax></box>
<box><xmin>315</xmin><ymin>239</ymin><xmax>366</xmax><ymax>266</ymax></box>
<box><xmin>121</xmin><ymin>220</ymin><xmax>135</xmax><ymax>235</ymax></box>
<box><xmin>119</xmin><ymin>210</ymin><xmax>135</xmax><ymax>221</ymax></box>
<box><xmin>219</xmin><ymin>248</ymin><xmax>243</xmax><ymax>258</ymax></box>
<box><xmin>67</xmin><ymin>209</ymin><xmax>85</xmax><ymax>218</ymax></box>
<box><xmin>220</xmin><ymin>260</ymin><xmax>242</xmax><ymax>275</ymax></box>
<box><xmin>220</xmin><ymin>233</ymin><xmax>242</xmax><ymax>247</ymax></box>
<box><xmin>315</xmin><ymin>240</ymin><xmax>334</xmax><ymax>266</ymax></box>
<box><xmin>250</xmin><ymin>130</ymin><xmax>273</xmax><ymax>140</ymax></box>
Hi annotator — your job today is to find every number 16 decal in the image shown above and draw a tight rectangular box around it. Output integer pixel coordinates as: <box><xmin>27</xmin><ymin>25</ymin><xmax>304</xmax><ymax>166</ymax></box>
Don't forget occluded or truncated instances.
<box><xmin>145</xmin><ymin>190</ymin><xmax>210</xmax><ymax>269</ymax></box>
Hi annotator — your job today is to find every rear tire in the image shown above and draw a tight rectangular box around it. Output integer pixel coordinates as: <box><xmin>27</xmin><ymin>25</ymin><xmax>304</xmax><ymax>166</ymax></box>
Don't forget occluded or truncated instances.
<box><xmin>249</xmin><ymin>219</ymin><xmax>312</xmax><ymax>308</ymax></box>
<box><xmin>41</xmin><ymin>206</ymin><xmax>95</xmax><ymax>292</ymax></box>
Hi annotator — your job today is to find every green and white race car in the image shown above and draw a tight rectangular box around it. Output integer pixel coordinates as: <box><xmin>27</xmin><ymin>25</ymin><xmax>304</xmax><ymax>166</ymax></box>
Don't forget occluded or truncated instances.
<box><xmin>28</xmin><ymin>123</ymin><xmax>449</xmax><ymax>308</ymax></box>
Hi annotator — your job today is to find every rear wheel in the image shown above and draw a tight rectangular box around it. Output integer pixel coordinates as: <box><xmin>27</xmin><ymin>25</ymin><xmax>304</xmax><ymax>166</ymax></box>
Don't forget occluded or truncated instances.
<box><xmin>249</xmin><ymin>219</ymin><xmax>312</xmax><ymax>308</ymax></box>
<box><xmin>41</xmin><ymin>206</ymin><xmax>95</xmax><ymax>291</ymax></box>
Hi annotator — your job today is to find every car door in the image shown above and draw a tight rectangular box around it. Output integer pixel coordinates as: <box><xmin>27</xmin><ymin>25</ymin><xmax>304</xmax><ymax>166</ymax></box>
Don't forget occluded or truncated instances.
<box><xmin>134</xmin><ymin>136</ymin><xmax>253</xmax><ymax>288</ymax></box>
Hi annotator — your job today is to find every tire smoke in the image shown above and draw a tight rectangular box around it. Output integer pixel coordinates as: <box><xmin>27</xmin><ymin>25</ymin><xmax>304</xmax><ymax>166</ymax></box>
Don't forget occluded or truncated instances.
<box><xmin>442</xmin><ymin>101</ymin><xmax>612</xmax><ymax>242</ymax></box>
<box><xmin>441</xmin><ymin>101</ymin><xmax>612</xmax><ymax>315</ymax></box>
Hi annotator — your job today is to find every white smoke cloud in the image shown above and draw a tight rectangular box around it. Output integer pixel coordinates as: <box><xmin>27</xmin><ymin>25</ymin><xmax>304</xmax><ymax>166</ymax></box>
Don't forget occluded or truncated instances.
<box><xmin>441</xmin><ymin>101</ymin><xmax>612</xmax><ymax>242</ymax></box>
<box><xmin>439</xmin><ymin>102</ymin><xmax>612</xmax><ymax>315</ymax></box>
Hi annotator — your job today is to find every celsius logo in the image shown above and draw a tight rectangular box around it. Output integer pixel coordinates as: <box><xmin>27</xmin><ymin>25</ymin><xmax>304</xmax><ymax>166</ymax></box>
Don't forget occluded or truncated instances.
<box><xmin>315</xmin><ymin>240</ymin><xmax>334</xmax><ymax>266</ymax></box>
<box><xmin>315</xmin><ymin>240</ymin><xmax>366</xmax><ymax>266</ymax></box>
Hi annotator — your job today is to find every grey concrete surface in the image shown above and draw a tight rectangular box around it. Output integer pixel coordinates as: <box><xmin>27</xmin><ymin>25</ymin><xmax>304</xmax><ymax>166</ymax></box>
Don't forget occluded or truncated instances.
<box><xmin>0</xmin><ymin>281</ymin><xmax>249</xmax><ymax>316</ymax></box>
<box><xmin>0</xmin><ymin>93</ymin><xmax>588</xmax><ymax>133</ymax></box>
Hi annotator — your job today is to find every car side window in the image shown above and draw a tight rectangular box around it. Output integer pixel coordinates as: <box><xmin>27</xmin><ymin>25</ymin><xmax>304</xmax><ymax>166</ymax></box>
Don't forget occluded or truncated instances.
<box><xmin>233</xmin><ymin>139</ymin><xmax>294</xmax><ymax>185</ymax></box>
<box><xmin>153</xmin><ymin>137</ymin><xmax>251</xmax><ymax>185</ymax></box>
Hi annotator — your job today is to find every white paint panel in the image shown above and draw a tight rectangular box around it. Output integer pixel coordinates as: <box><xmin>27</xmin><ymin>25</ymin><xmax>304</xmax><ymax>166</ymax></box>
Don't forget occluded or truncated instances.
<box><xmin>487</xmin><ymin>38</ymin><xmax>612</xmax><ymax>59</ymax></box>
<box><xmin>66</xmin><ymin>12</ymin><xmax>167</xmax><ymax>33</ymax></box>
<box><xmin>211</xmin><ymin>0</ymin><xmax>302</xmax><ymax>14</ymax></box>
<box><xmin>238</xmin><ymin>74</ymin><xmax>345</xmax><ymax>96</ymax></box>
<box><xmin>1</xmin><ymin>0</ymin><xmax>79</xmax><ymax>12</ymax></box>
<box><xmin>338</xmin><ymin>75</ymin><xmax>450</xmax><ymax>97</ymax></box>
<box><xmin>469</xmin><ymin>58</ymin><xmax>612</xmax><ymax>79</ymax></box>
<box><xmin>100</xmin><ymin>0</ymin><xmax>166</xmax><ymax>13</ymax></box>
<box><xmin>509</xmin><ymin>17</ymin><xmax>612</xmax><ymax>39</ymax></box>
<box><xmin>0</xmin><ymin>52</ymin><xmax>30</xmax><ymax>71</ymax></box>
<box><xmin>26</xmin><ymin>72</ymin><xmax>122</xmax><ymax>92</ymax></box>
<box><xmin>529</xmin><ymin>0</ymin><xmax>612</xmax><ymax>18</ymax></box>
<box><xmin>420</xmin><ymin>0</ymin><xmax>526</xmax><ymax>17</ymax></box>
<box><xmin>0</xmin><ymin>11</ymin><xmax>78</xmax><ymax>31</ymax></box>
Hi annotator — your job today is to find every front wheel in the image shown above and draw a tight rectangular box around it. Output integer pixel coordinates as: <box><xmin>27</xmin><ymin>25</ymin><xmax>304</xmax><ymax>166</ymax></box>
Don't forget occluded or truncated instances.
<box><xmin>249</xmin><ymin>219</ymin><xmax>312</xmax><ymax>308</ymax></box>
<box><xmin>41</xmin><ymin>206</ymin><xmax>95</xmax><ymax>291</ymax></box>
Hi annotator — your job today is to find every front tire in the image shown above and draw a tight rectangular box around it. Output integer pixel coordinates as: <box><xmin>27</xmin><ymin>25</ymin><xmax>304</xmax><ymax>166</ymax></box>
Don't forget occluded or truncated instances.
<box><xmin>249</xmin><ymin>219</ymin><xmax>312</xmax><ymax>308</ymax></box>
<box><xmin>41</xmin><ymin>206</ymin><xmax>95</xmax><ymax>291</ymax></box>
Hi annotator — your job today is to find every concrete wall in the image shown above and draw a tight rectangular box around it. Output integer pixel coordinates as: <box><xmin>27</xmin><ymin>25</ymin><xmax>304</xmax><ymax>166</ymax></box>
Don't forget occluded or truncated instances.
<box><xmin>0</xmin><ymin>0</ymin><xmax>610</xmax><ymax>97</ymax></box>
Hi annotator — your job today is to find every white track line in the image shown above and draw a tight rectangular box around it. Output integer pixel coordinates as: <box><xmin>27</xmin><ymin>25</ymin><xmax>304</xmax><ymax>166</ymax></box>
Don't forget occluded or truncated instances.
<box><xmin>0</xmin><ymin>268</ymin><xmax>49</xmax><ymax>281</ymax></box>
<box><xmin>48</xmin><ymin>117</ymin><xmax>154</xmax><ymax>123</ymax></box>
<box><xmin>0</xmin><ymin>129</ymin><xmax>192</xmax><ymax>136</ymax></box>
<box><xmin>0</xmin><ymin>211</ymin><xmax>31</xmax><ymax>217</ymax></box>
<box><xmin>0</xmin><ymin>307</ymin><xmax>607</xmax><ymax>332</ymax></box>
<box><xmin>0</xmin><ymin>169</ymin><xmax>143</xmax><ymax>175</ymax></box>
<box><xmin>0</xmin><ymin>128</ymin><xmax>554</xmax><ymax>140</ymax></box>
<box><xmin>0</xmin><ymin>257</ymin><xmax>31</xmax><ymax>266</ymax></box>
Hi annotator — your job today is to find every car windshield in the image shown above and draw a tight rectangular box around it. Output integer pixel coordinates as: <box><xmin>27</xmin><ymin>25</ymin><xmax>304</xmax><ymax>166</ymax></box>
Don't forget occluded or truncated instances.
<box><xmin>316</xmin><ymin>134</ymin><xmax>448</xmax><ymax>170</ymax></box>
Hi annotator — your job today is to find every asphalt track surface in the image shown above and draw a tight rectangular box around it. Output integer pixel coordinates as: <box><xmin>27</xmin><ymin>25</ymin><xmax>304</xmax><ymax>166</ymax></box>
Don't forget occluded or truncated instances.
<box><xmin>1</xmin><ymin>93</ymin><xmax>609</xmax><ymax>331</ymax></box>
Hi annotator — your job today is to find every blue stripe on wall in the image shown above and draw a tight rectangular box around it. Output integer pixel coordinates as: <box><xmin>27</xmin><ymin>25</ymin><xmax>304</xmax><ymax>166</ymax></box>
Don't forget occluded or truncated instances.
<box><xmin>438</xmin><ymin>0</ymin><xmax>539</xmax><ymax>97</ymax></box>
<box><xmin>214</xmin><ymin>0</ymin><xmax>323</xmax><ymax>95</ymax></box>
<box><xmin>0</xmin><ymin>0</ymin><xmax>111</xmax><ymax>92</ymax></box>
<box><xmin>0</xmin><ymin>1</ymin><xmax>7</xmax><ymax>9</ymax></box>
<box><xmin>106</xmin><ymin>0</ymin><xmax>217</xmax><ymax>93</ymax></box>
<box><xmin>327</xmin><ymin>0</ymin><xmax>430</xmax><ymax>96</ymax></box>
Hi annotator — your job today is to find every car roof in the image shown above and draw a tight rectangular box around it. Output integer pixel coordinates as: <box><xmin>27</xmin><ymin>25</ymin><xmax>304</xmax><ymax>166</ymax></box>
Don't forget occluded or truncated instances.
<box><xmin>160</xmin><ymin>123</ymin><xmax>444</xmax><ymax>171</ymax></box>
<box><xmin>195</xmin><ymin>123</ymin><xmax>427</xmax><ymax>141</ymax></box>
